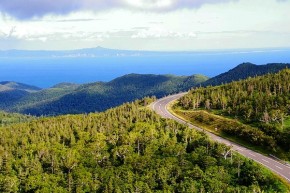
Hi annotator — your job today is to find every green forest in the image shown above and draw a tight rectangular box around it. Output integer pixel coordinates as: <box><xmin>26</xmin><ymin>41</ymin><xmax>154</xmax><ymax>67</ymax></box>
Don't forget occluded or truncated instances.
<box><xmin>0</xmin><ymin>97</ymin><xmax>288</xmax><ymax>192</ymax></box>
<box><xmin>1</xmin><ymin>63</ymin><xmax>289</xmax><ymax>117</ymax></box>
<box><xmin>0</xmin><ymin>74</ymin><xmax>207</xmax><ymax>116</ymax></box>
<box><xmin>0</xmin><ymin>111</ymin><xmax>35</xmax><ymax>127</ymax></box>
<box><xmin>177</xmin><ymin>69</ymin><xmax>290</xmax><ymax>160</ymax></box>
<box><xmin>202</xmin><ymin>63</ymin><xmax>290</xmax><ymax>86</ymax></box>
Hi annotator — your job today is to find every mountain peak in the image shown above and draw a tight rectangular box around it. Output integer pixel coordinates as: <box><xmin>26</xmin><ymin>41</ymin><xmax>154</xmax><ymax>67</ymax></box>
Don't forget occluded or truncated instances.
<box><xmin>51</xmin><ymin>82</ymin><xmax>79</xmax><ymax>89</ymax></box>
<box><xmin>203</xmin><ymin>62</ymin><xmax>290</xmax><ymax>86</ymax></box>
<box><xmin>93</xmin><ymin>46</ymin><xmax>108</xmax><ymax>50</ymax></box>
<box><xmin>236</xmin><ymin>62</ymin><xmax>255</xmax><ymax>68</ymax></box>
<box><xmin>0</xmin><ymin>81</ymin><xmax>41</xmax><ymax>92</ymax></box>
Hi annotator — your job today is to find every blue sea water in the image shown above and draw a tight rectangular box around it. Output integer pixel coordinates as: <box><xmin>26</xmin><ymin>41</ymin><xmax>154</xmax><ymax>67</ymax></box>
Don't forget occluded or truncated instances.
<box><xmin>1</xmin><ymin>49</ymin><xmax>290</xmax><ymax>88</ymax></box>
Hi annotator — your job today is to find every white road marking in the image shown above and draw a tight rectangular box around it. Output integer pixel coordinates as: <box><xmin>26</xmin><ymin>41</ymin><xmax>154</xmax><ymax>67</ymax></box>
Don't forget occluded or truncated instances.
<box><xmin>262</xmin><ymin>159</ymin><xmax>269</xmax><ymax>163</ymax></box>
<box><xmin>248</xmin><ymin>153</ymin><xmax>256</xmax><ymax>157</ymax></box>
<box><xmin>275</xmin><ymin>165</ymin><xmax>283</xmax><ymax>170</ymax></box>
<box><xmin>151</xmin><ymin>93</ymin><xmax>290</xmax><ymax>183</ymax></box>
<box><xmin>256</xmin><ymin>161</ymin><xmax>290</xmax><ymax>182</ymax></box>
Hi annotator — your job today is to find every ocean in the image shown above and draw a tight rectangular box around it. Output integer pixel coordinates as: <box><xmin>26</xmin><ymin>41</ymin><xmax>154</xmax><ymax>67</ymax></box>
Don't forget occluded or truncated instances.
<box><xmin>1</xmin><ymin>49</ymin><xmax>290</xmax><ymax>88</ymax></box>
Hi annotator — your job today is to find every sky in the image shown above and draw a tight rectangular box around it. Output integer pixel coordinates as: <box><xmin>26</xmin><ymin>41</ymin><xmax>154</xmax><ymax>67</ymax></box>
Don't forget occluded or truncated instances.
<box><xmin>0</xmin><ymin>0</ymin><xmax>290</xmax><ymax>51</ymax></box>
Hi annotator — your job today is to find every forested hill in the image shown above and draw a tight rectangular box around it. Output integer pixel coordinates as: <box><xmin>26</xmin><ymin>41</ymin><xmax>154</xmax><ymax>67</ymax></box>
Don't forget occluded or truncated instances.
<box><xmin>178</xmin><ymin>69</ymin><xmax>290</xmax><ymax>160</ymax></box>
<box><xmin>0</xmin><ymin>98</ymin><xmax>288</xmax><ymax>192</ymax></box>
<box><xmin>203</xmin><ymin>63</ymin><xmax>290</xmax><ymax>86</ymax></box>
<box><xmin>2</xmin><ymin>62</ymin><xmax>289</xmax><ymax>116</ymax></box>
<box><xmin>0</xmin><ymin>82</ymin><xmax>41</xmax><ymax>109</ymax></box>
<box><xmin>0</xmin><ymin>81</ymin><xmax>41</xmax><ymax>92</ymax></box>
<box><xmin>0</xmin><ymin>74</ymin><xmax>208</xmax><ymax>116</ymax></box>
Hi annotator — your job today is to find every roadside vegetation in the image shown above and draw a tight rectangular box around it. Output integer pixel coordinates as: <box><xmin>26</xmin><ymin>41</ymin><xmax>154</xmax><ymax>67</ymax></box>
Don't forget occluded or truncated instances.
<box><xmin>174</xmin><ymin>69</ymin><xmax>290</xmax><ymax>161</ymax></box>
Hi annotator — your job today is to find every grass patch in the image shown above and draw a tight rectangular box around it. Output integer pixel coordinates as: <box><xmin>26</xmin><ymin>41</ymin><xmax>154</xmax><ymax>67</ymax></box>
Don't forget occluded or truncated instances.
<box><xmin>284</xmin><ymin>117</ymin><xmax>290</xmax><ymax>128</ymax></box>
<box><xmin>169</xmin><ymin>107</ymin><xmax>290</xmax><ymax>189</ymax></box>
<box><xmin>171</xmin><ymin>108</ymin><xmax>289</xmax><ymax>161</ymax></box>
<box><xmin>164</xmin><ymin>101</ymin><xmax>290</xmax><ymax>189</ymax></box>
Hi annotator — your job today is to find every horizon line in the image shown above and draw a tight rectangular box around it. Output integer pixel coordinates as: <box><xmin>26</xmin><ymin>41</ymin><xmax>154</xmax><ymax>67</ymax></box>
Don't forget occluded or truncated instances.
<box><xmin>1</xmin><ymin>46</ymin><xmax>290</xmax><ymax>52</ymax></box>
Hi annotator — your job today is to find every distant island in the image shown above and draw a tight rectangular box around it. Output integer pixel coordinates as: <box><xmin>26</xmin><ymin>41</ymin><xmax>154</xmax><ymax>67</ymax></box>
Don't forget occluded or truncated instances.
<box><xmin>1</xmin><ymin>46</ymin><xmax>290</xmax><ymax>58</ymax></box>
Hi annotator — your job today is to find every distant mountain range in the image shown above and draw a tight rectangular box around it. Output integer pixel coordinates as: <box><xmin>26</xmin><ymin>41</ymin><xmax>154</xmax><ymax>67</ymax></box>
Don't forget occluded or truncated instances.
<box><xmin>1</xmin><ymin>62</ymin><xmax>289</xmax><ymax>116</ymax></box>
<box><xmin>1</xmin><ymin>47</ymin><xmax>289</xmax><ymax>58</ymax></box>
<box><xmin>0</xmin><ymin>46</ymin><xmax>186</xmax><ymax>58</ymax></box>
<box><xmin>0</xmin><ymin>74</ymin><xmax>208</xmax><ymax>116</ymax></box>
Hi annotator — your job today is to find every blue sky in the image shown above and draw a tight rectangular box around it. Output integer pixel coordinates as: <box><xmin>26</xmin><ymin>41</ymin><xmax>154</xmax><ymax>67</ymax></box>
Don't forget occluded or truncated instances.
<box><xmin>0</xmin><ymin>0</ymin><xmax>290</xmax><ymax>50</ymax></box>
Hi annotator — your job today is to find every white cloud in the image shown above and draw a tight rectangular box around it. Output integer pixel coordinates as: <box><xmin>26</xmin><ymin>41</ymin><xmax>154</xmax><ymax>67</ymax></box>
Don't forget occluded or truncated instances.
<box><xmin>131</xmin><ymin>27</ymin><xmax>197</xmax><ymax>39</ymax></box>
<box><xmin>0</xmin><ymin>0</ymin><xmax>290</xmax><ymax>50</ymax></box>
<box><xmin>0</xmin><ymin>0</ymin><xmax>237</xmax><ymax>19</ymax></box>
<box><xmin>125</xmin><ymin>0</ymin><xmax>173</xmax><ymax>9</ymax></box>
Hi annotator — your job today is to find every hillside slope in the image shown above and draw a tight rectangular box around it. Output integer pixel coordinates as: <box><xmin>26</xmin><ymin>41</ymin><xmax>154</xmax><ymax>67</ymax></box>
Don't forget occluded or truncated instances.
<box><xmin>0</xmin><ymin>82</ymin><xmax>41</xmax><ymax>109</ymax></box>
<box><xmin>0</xmin><ymin>74</ymin><xmax>208</xmax><ymax>116</ymax></box>
<box><xmin>178</xmin><ymin>69</ymin><xmax>290</xmax><ymax>159</ymax></box>
<box><xmin>0</xmin><ymin>81</ymin><xmax>41</xmax><ymax>92</ymax></box>
<box><xmin>203</xmin><ymin>63</ymin><xmax>290</xmax><ymax>86</ymax></box>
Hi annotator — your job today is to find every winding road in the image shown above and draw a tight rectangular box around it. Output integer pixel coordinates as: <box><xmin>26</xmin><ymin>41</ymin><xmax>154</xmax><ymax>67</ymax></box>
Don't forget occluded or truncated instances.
<box><xmin>151</xmin><ymin>93</ymin><xmax>290</xmax><ymax>184</ymax></box>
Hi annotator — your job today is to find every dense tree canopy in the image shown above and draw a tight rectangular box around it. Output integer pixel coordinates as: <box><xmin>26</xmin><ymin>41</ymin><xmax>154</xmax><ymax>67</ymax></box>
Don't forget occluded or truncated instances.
<box><xmin>0</xmin><ymin>97</ymin><xmax>288</xmax><ymax>192</ymax></box>
<box><xmin>202</xmin><ymin>63</ymin><xmax>290</xmax><ymax>86</ymax></box>
<box><xmin>0</xmin><ymin>74</ymin><xmax>208</xmax><ymax>116</ymax></box>
<box><xmin>0</xmin><ymin>111</ymin><xmax>35</xmax><ymax>127</ymax></box>
<box><xmin>178</xmin><ymin>69</ymin><xmax>290</xmax><ymax>159</ymax></box>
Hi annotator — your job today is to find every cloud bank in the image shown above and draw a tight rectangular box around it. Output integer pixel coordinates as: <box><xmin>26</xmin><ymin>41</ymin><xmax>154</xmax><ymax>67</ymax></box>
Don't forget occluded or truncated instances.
<box><xmin>0</xmin><ymin>0</ymin><xmax>236</xmax><ymax>19</ymax></box>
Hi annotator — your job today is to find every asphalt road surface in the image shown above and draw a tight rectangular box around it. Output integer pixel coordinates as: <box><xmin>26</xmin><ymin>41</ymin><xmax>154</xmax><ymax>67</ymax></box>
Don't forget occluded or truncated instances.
<box><xmin>151</xmin><ymin>93</ymin><xmax>290</xmax><ymax>184</ymax></box>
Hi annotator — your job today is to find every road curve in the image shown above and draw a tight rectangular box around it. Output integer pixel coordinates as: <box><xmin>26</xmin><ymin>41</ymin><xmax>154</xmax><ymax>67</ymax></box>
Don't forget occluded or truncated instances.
<box><xmin>151</xmin><ymin>93</ymin><xmax>290</xmax><ymax>184</ymax></box>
